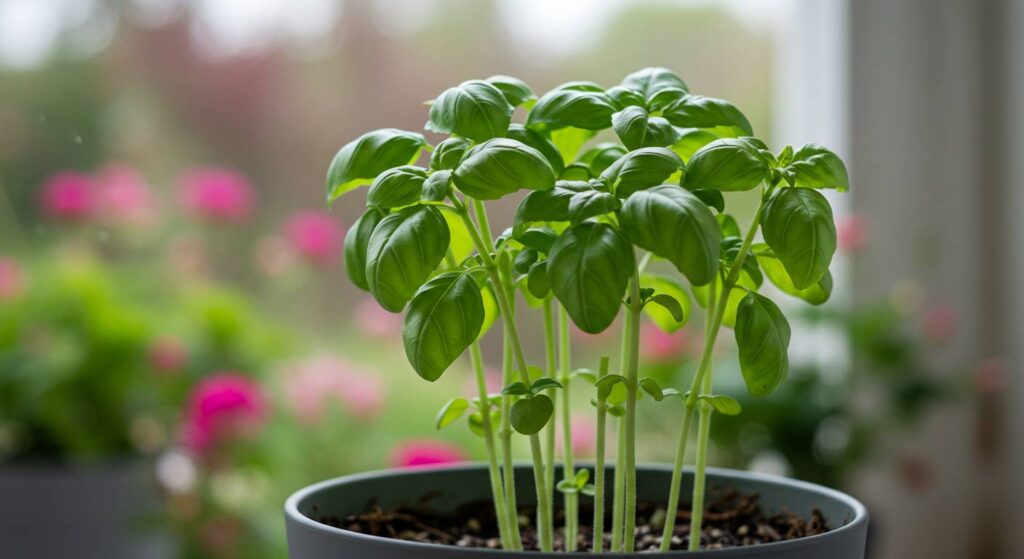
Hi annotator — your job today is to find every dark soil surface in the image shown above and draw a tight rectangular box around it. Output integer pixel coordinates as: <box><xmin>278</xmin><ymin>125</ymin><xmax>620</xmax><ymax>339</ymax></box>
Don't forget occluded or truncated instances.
<box><xmin>314</xmin><ymin>487</ymin><xmax>830</xmax><ymax>552</ymax></box>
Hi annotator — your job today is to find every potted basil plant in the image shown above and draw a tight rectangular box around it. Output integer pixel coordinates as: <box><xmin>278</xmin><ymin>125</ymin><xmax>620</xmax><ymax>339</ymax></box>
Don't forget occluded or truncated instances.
<box><xmin>285</xmin><ymin>68</ymin><xmax>868</xmax><ymax>558</ymax></box>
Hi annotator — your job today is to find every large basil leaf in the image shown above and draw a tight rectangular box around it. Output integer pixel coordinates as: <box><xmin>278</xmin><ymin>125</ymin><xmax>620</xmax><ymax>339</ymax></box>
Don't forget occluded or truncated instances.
<box><xmin>343</xmin><ymin>208</ymin><xmax>384</xmax><ymax>291</ymax></box>
<box><xmin>365</xmin><ymin>206</ymin><xmax>450</xmax><ymax>312</ymax></box>
<box><xmin>366</xmin><ymin>165</ymin><xmax>427</xmax><ymax>209</ymax></box>
<box><xmin>734</xmin><ymin>292</ymin><xmax>790</xmax><ymax>397</ymax></box>
<box><xmin>784</xmin><ymin>144</ymin><xmax>849</xmax><ymax>192</ymax></box>
<box><xmin>568</xmin><ymin>189</ymin><xmax>620</xmax><ymax>223</ymax></box>
<box><xmin>620</xmin><ymin>67</ymin><xmax>689</xmax><ymax>100</ymax></box>
<box><xmin>760</xmin><ymin>188</ymin><xmax>836</xmax><ymax>289</ymax></box>
<box><xmin>662</xmin><ymin>95</ymin><xmax>753</xmax><ymax>136</ymax></box>
<box><xmin>612</xmin><ymin>106</ymin><xmax>681</xmax><ymax>150</ymax></box>
<box><xmin>487</xmin><ymin>75</ymin><xmax>535</xmax><ymax>108</ymax></box>
<box><xmin>507</xmin><ymin>124</ymin><xmax>565</xmax><ymax>175</ymax></box>
<box><xmin>510</xmin><ymin>394</ymin><xmax>554</xmax><ymax>435</ymax></box>
<box><xmin>620</xmin><ymin>185</ymin><xmax>720</xmax><ymax>285</ymax></box>
<box><xmin>599</xmin><ymin>147</ymin><xmax>684</xmax><ymax>198</ymax></box>
<box><xmin>430</xmin><ymin>137</ymin><xmax>471</xmax><ymax>171</ymax></box>
<box><xmin>453</xmin><ymin>138</ymin><xmax>556</xmax><ymax>200</ymax></box>
<box><xmin>440</xmin><ymin>206</ymin><xmax>473</xmax><ymax>262</ymax></box>
<box><xmin>684</xmin><ymin>138</ymin><xmax>769</xmax><ymax>191</ymax></box>
<box><xmin>548</xmin><ymin>222</ymin><xmax>634</xmax><ymax>333</ymax></box>
<box><xmin>640</xmin><ymin>274</ymin><xmax>691</xmax><ymax>332</ymax></box>
<box><xmin>513</xmin><ymin>183</ymin><xmax>586</xmax><ymax>236</ymax></box>
<box><xmin>403</xmin><ymin>271</ymin><xmax>485</xmax><ymax>381</ymax></box>
<box><xmin>527</xmin><ymin>88</ymin><xmax>616</xmax><ymax>131</ymax></box>
<box><xmin>578</xmin><ymin>143</ymin><xmax>627</xmax><ymax>175</ymax></box>
<box><xmin>754</xmin><ymin>244</ymin><xmax>832</xmax><ymax>305</ymax></box>
<box><xmin>327</xmin><ymin>129</ymin><xmax>426</xmax><ymax>203</ymax></box>
<box><xmin>421</xmin><ymin>170</ymin><xmax>451</xmax><ymax>203</ymax></box>
<box><xmin>426</xmin><ymin>80</ymin><xmax>513</xmax><ymax>142</ymax></box>
<box><xmin>670</xmin><ymin>128</ymin><xmax>721</xmax><ymax>162</ymax></box>
<box><xmin>605</xmin><ymin>86</ymin><xmax>645</xmax><ymax>109</ymax></box>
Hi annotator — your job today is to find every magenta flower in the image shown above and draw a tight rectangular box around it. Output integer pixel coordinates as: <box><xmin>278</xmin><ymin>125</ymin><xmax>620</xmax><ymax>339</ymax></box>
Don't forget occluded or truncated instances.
<box><xmin>921</xmin><ymin>304</ymin><xmax>957</xmax><ymax>344</ymax></box>
<box><xmin>178</xmin><ymin>167</ymin><xmax>255</xmax><ymax>223</ymax></box>
<box><xmin>0</xmin><ymin>257</ymin><xmax>26</xmax><ymax>301</ymax></box>
<box><xmin>95</xmin><ymin>164</ymin><xmax>159</xmax><ymax>228</ymax></box>
<box><xmin>39</xmin><ymin>171</ymin><xmax>95</xmax><ymax>221</ymax></box>
<box><xmin>182</xmin><ymin>373</ymin><xmax>267</xmax><ymax>454</ymax></box>
<box><xmin>391</xmin><ymin>440</ymin><xmax>468</xmax><ymax>468</ymax></box>
<box><xmin>355</xmin><ymin>296</ymin><xmax>404</xmax><ymax>340</ymax></box>
<box><xmin>148</xmin><ymin>337</ymin><xmax>188</xmax><ymax>374</ymax></box>
<box><xmin>281</xmin><ymin>354</ymin><xmax>388</xmax><ymax>424</ymax></box>
<box><xmin>284</xmin><ymin>211</ymin><xmax>343</xmax><ymax>266</ymax></box>
<box><xmin>836</xmin><ymin>213</ymin><xmax>869</xmax><ymax>253</ymax></box>
<box><xmin>639</xmin><ymin>322</ymin><xmax>693</xmax><ymax>362</ymax></box>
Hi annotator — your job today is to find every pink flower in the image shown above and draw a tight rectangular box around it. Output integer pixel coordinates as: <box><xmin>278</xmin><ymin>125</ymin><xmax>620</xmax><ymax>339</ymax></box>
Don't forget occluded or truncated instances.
<box><xmin>921</xmin><ymin>304</ymin><xmax>957</xmax><ymax>344</ymax></box>
<box><xmin>284</xmin><ymin>211</ymin><xmax>343</xmax><ymax>266</ymax></box>
<box><xmin>391</xmin><ymin>440</ymin><xmax>468</xmax><ymax>468</ymax></box>
<box><xmin>570</xmin><ymin>322</ymin><xmax>620</xmax><ymax>346</ymax></box>
<box><xmin>355</xmin><ymin>297</ymin><xmax>403</xmax><ymax>340</ymax></box>
<box><xmin>557</xmin><ymin>413</ymin><xmax>597</xmax><ymax>458</ymax></box>
<box><xmin>178</xmin><ymin>167</ymin><xmax>255</xmax><ymax>223</ymax></box>
<box><xmin>639</xmin><ymin>322</ymin><xmax>692</xmax><ymax>362</ymax></box>
<box><xmin>94</xmin><ymin>164</ymin><xmax>159</xmax><ymax>228</ymax></box>
<box><xmin>0</xmin><ymin>257</ymin><xmax>26</xmax><ymax>300</ymax></box>
<box><xmin>281</xmin><ymin>355</ymin><xmax>387</xmax><ymax>424</ymax></box>
<box><xmin>149</xmin><ymin>337</ymin><xmax>188</xmax><ymax>374</ymax></box>
<box><xmin>463</xmin><ymin>366</ymin><xmax>503</xmax><ymax>398</ymax></box>
<box><xmin>182</xmin><ymin>373</ymin><xmax>267</xmax><ymax>454</ymax></box>
<box><xmin>836</xmin><ymin>213</ymin><xmax>869</xmax><ymax>253</ymax></box>
<box><xmin>39</xmin><ymin>171</ymin><xmax>95</xmax><ymax>221</ymax></box>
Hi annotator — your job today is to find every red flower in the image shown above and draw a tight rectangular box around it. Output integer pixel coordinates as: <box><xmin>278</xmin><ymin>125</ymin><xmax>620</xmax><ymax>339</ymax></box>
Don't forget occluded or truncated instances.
<box><xmin>39</xmin><ymin>171</ymin><xmax>95</xmax><ymax>221</ymax></box>
<box><xmin>182</xmin><ymin>373</ymin><xmax>267</xmax><ymax>454</ymax></box>
<box><xmin>284</xmin><ymin>211</ymin><xmax>343</xmax><ymax>266</ymax></box>
<box><xmin>178</xmin><ymin>167</ymin><xmax>255</xmax><ymax>223</ymax></box>
<box><xmin>391</xmin><ymin>440</ymin><xmax>467</xmax><ymax>468</ymax></box>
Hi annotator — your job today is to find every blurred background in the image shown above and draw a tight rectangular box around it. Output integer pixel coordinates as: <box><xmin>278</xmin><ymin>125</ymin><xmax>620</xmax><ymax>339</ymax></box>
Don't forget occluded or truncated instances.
<box><xmin>0</xmin><ymin>1</ymin><xmax>1020</xmax><ymax>558</ymax></box>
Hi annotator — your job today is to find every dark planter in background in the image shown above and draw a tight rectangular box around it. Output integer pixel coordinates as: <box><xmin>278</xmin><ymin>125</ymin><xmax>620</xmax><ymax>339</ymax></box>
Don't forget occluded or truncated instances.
<box><xmin>0</xmin><ymin>460</ymin><xmax>174</xmax><ymax>559</ymax></box>
<box><xmin>285</xmin><ymin>464</ymin><xmax>868</xmax><ymax>558</ymax></box>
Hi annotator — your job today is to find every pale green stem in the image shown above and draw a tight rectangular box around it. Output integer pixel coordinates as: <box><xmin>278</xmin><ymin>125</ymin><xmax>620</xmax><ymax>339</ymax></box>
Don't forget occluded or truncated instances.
<box><xmin>542</xmin><ymin>298</ymin><xmax>557</xmax><ymax>541</ymax></box>
<box><xmin>558</xmin><ymin>305</ymin><xmax>578</xmax><ymax>551</ymax></box>
<box><xmin>592</xmin><ymin>356</ymin><xmax>611</xmax><ymax>553</ymax></box>
<box><xmin>610</xmin><ymin>417</ymin><xmax>626</xmax><ymax>551</ymax></box>
<box><xmin>501</xmin><ymin>328</ymin><xmax>523</xmax><ymax>550</ymax></box>
<box><xmin>456</xmin><ymin>198</ymin><xmax>554</xmax><ymax>552</ymax></box>
<box><xmin>688</xmin><ymin>365</ymin><xmax>715</xmax><ymax>551</ymax></box>
<box><xmin>621</xmin><ymin>263</ymin><xmax>643</xmax><ymax>552</ymax></box>
<box><xmin>470</xmin><ymin>342</ymin><xmax>514</xmax><ymax>549</ymax></box>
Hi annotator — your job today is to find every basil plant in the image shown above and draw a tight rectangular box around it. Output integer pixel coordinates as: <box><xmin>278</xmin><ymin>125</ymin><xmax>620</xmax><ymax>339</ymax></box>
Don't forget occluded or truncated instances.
<box><xmin>328</xmin><ymin>68</ymin><xmax>848</xmax><ymax>553</ymax></box>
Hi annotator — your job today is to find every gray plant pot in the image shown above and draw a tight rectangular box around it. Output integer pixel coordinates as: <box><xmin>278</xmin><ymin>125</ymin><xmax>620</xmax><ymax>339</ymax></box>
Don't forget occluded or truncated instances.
<box><xmin>285</xmin><ymin>463</ymin><xmax>868</xmax><ymax>558</ymax></box>
<box><xmin>0</xmin><ymin>460</ymin><xmax>174</xmax><ymax>559</ymax></box>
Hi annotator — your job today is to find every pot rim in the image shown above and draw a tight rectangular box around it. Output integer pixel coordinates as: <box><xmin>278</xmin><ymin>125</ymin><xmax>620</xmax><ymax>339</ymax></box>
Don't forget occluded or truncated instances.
<box><xmin>285</xmin><ymin>462</ymin><xmax>869</xmax><ymax>556</ymax></box>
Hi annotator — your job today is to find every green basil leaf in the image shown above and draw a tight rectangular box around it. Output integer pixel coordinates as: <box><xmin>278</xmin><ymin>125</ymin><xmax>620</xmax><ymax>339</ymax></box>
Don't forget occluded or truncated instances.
<box><xmin>640</xmin><ymin>274</ymin><xmax>691</xmax><ymax>332</ymax></box>
<box><xmin>510</xmin><ymin>394</ymin><xmax>554</xmax><ymax>435</ymax></box>
<box><xmin>776</xmin><ymin>145</ymin><xmax>794</xmax><ymax>166</ymax></box>
<box><xmin>421</xmin><ymin>170</ymin><xmax>451</xmax><ymax>202</ymax></box>
<box><xmin>366</xmin><ymin>206</ymin><xmax>450</xmax><ymax>312</ymax></box>
<box><xmin>648</xmin><ymin>294</ymin><xmax>685</xmax><ymax>324</ymax></box>
<box><xmin>343</xmin><ymin>208</ymin><xmax>385</xmax><ymax>292</ymax></box>
<box><xmin>619</xmin><ymin>185</ymin><xmax>720</xmax><ymax>285</ymax></box>
<box><xmin>646</xmin><ymin>87</ymin><xmax>688</xmax><ymax>112</ymax></box>
<box><xmin>426</xmin><ymin>80</ymin><xmax>513</xmax><ymax>142</ymax></box>
<box><xmin>436</xmin><ymin>397</ymin><xmax>470</xmax><ymax>429</ymax></box>
<box><xmin>518</xmin><ymin>227</ymin><xmax>557</xmax><ymax>253</ymax></box>
<box><xmin>366</xmin><ymin>165</ymin><xmax>428</xmax><ymax>209</ymax></box>
<box><xmin>430</xmin><ymin>137</ymin><xmax>471</xmax><ymax>171</ymax></box>
<box><xmin>513</xmin><ymin>186</ymin><xmax>575</xmax><ymax>236</ymax></box>
<box><xmin>527</xmin><ymin>260</ymin><xmax>551</xmax><ymax>299</ymax></box>
<box><xmin>717</xmin><ymin>214</ymin><xmax>741</xmax><ymax>237</ymax></box>
<box><xmin>502</xmin><ymin>381</ymin><xmax>531</xmax><ymax>396</ymax></box>
<box><xmin>468</xmin><ymin>410</ymin><xmax>501</xmax><ymax>437</ymax></box>
<box><xmin>550</xmin><ymin>127</ymin><xmax>597</xmax><ymax>163</ymax></box>
<box><xmin>327</xmin><ymin>128</ymin><xmax>426</xmax><ymax>203</ymax></box>
<box><xmin>560</xmin><ymin>163</ymin><xmax>592</xmax><ymax>180</ymax></box>
<box><xmin>662</xmin><ymin>94</ymin><xmax>753</xmax><ymax>136</ymax></box>
<box><xmin>548</xmin><ymin>222</ymin><xmax>634</xmax><ymax>333</ymax></box>
<box><xmin>594</xmin><ymin>374</ymin><xmax>626</xmax><ymax>400</ymax></box>
<box><xmin>478</xmin><ymin>283</ymin><xmax>499</xmax><ymax>341</ymax></box>
<box><xmin>403</xmin><ymin>270</ymin><xmax>484</xmax><ymax>381</ymax></box>
<box><xmin>527</xmin><ymin>88</ymin><xmax>616</xmax><ymax>131</ymax></box>
<box><xmin>784</xmin><ymin>144</ymin><xmax>849</xmax><ymax>192</ymax></box>
<box><xmin>753</xmin><ymin>244</ymin><xmax>833</xmax><ymax>305</ymax></box>
<box><xmin>514</xmin><ymin>249</ymin><xmax>539</xmax><ymax>274</ymax></box>
<box><xmin>612</xmin><ymin>106</ymin><xmax>681</xmax><ymax>150</ymax></box>
<box><xmin>578</xmin><ymin>143</ymin><xmax>627</xmax><ymax>175</ymax></box>
<box><xmin>700</xmin><ymin>394</ymin><xmax>742</xmax><ymax>415</ymax></box>
<box><xmin>620</xmin><ymin>67</ymin><xmax>689</xmax><ymax>100</ymax></box>
<box><xmin>760</xmin><ymin>187</ymin><xmax>836</xmax><ymax>289</ymax></box>
<box><xmin>605</xmin><ymin>86</ymin><xmax>646</xmax><ymax>109</ymax></box>
<box><xmin>487</xmin><ymin>75</ymin><xmax>535</xmax><ymax>108</ymax></box>
<box><xmin>691</xmin><ymin>271</ymin><xmax>759</xmax><ymax>328</ymax></box>
<box><xmin>574</xmin><ymin>468</ymin><xmax>591</xmax><ymax>487</ymax></box>
<box><xmin>684</xmin><ymin>138</ymin><xmax>769</xmax><ymax>191</ymax></box>
<box><xmin>453</xmin><ymin>138</ymin><xmax>556</xmax><ymax>200</ymax></box>
<box><xmin>558</xmin><ymin>81</ymin><xmax>605</xmax><ymax>92</ymax></box>
<box><xmin>639</xmin><ymin>377</ymin><xmax>665</xmax><ymax>401</ymax></box>
<box><xmin>568</xmin><ymin>190</ymin><xmax>620</xmax><ymax>223</ymax></box>
<box><xmin>670</xmin><ymin>128</ymin><xmax>721</xmax><ymax>162</ymax></box>
<box><xmin>556</xmin><ymin>480</ymin><xmax>580</xmax><ymax>494</ymax></box>
<box><xmin>599</xmin><ymin>147</ymin><xmax>684</xmax><ymax>197</ymax></box>
<box><xmin>440</xmin><ymin>206</ymin><xmax>474</xmax><ymax>263</ymax></box>
<box><xmin>507</xmin><ymin>124</ymin><xmax>565</xmax><ymax>175</ymax></box>
<box><xmin>734</xmin><ymin>292</ymin><xmax>790</xmax><ymax>397</ymax></box>
<box><xmin>530</xmin><ymin>377</ymin><xmax>563</xmax><ymax>394</ymax></box>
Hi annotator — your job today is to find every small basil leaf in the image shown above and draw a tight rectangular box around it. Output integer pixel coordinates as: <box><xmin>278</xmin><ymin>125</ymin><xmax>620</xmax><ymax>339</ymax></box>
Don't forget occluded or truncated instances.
<box><xmin>343</xmin><ymin>208</ymin><xmax>384</xmax><ymax>292</ymax></box>
<box><xmin>735</xmin><ymin>292</ymin><xmax>790</xmax><ymax>397</ymax></box>
<box><xmin>514</xmin><ymin>249</ymin><xmax>539</xmax><ymax>274</ymax></box>
<box><xmin>510</xmin><ymin>394</ymin><xmax>555</xmax><ymax>435</ymax></box>
<box><xmin>441</xmin><ymin>206</ymin><xmax>474</xmax><ymax>262</ymax></box>
<box><xmin>436</xmin><ymin>397</ymin><xmax>470</xmax><ymax>430</ymax></box>
<box><xmin>700</xmin><ymin>394</ymin><xmax>742</xmax><ymax>416</ymax></box>
<box><xmin>619</xmin><ymin>185</ymin><xmax>720</xmax><ymax>285</ymax></box>
<box><xmin>684</xmin><ymin>138</ymin><xmax>769</xmax><ymax>191</ymax></box>
<box><xmin>507</xmin><ymin>124</ymin><xmax>565</xmax><ymax>175</ymax></box>
<box><xmin>620</xmin><ymin>67</ymin><xmax>689</xmax><ymax>100</ymax></box>
<box><xmin>599</xmin><ymin>147</ymin><xmax>684</xmax><ymax>198</ymax></box>
<box><xmin>513</xmin><ymin>188</ymin><xmax>574</xmax><ymax>237</ymax></box>
<box><xmin>486</xmin><ymin>75</ymin><xmax>536</xmax><ymax>108</ymax></box>
<box><xmin>640</xmin><ymin>274</ymin><xmax>692</xmax><ymax>332</ymax></box>
<box><xmin>605</xmin><ymin>86</ymin><xmax>645</xmax><ymax>109</ymax></box>
<box><xmin>502</xmin><ymin>381</ymin><xmax>531</xmax><ymax>396</ymax></box>
<box><xmin>612</xmin><ymin>106</ymin><xmax>681</xmax><ymax>150</ymax></box>
<box><xmin>430</xmin><ymin>137</ymin><xmax>471</xmax><ymax>171</ymax></box>
<box><xmin>716</xmin><ymin>214</ymin><xmax>741</xmax><ymax>237</ymax></box>
<box><xmin>530</xmin><ymin>377</ymin><xmax>563</xmax><ymax>394</ymax></box>
<box><xmin>760</xmin><ymin>188</ymin><xmax>836</xmax><ymax>289</ymax></box>
<box><xmin>366</xmin><ymin>165</ymin><xmax>428</xmax><ymax>209</ymax></box>
<box><xmin>648</xmin><ymin>294</ymin><xmax>685</xmax><ymax>324</ymax></box>
<box><xmin>754</xmin><ymin>244</ymin><xmax>833</xmax><ymax>305</ymax></box>
<box><xmin>327</xmin><ymin>129</ymin><xmax>426</xmax><ymax>203</ymax></box>
<box><xmin>403</xmin><ymin>271</ymin><xmax>484</xmax><ymax>381</ymax></box>
<box><xmin>453</xmin><ymin>138</ymin><xmax>556</xmax><ymax>200</ymax></box>
<box><xmin>478</xmin><ymin>284</ymin><xmax>499</xmax><ymax>340</ymax></box>
<box><xmin>560</xmin><ymin>163</ymin><xmax>592</xmax><ymax>180</ymax></box>
<box><xmin>366</xmin><ymin>206</ymin><xmax>450</xmax><ymax>312</ymax></box>
<box><xmin>518</xmin><ymin>227</ymin><xmax>558</xmax><ymax>254</ymax></box>
<box><xmin>527</xmin><ymin>88</ymin><xmax>616</xmax><ymax>131</ymax></box>
<box><xmin>568</xmin><ymin>190</ymin><xmax>620</xmax><ymax>223</ymax></box>
<box><xmin>662</xmin><ymin>94</ymin><xmax>753</xmax><ymax>136</ymax></box>
<box><xmin>527</xmin><ymin>260</ymin><xmax>551</xmax><ymax>299</ymax></box>
<box><xmin>468</xmin><ymin>410</ymin><xmax>501</xmax><ymax>437</ymax></box>
<box><xmin>421</xmin><ymin>170</ymin><xmax>451</xmax><ymax>202</ymax></box>
<box><xmin>556</xmin><ymin>479</ymin><xmax>580</xmax><ymax>494</ymax></box>
<box><xmin>574</xmin><ymin>469</ymin><xmax>591</xmax><ymax>487</ymax></box>
<box><xmin>577</xmin><ymin>143</ymin><xmax>627</xmax><ymax>175</ymax></box>
<box><xmin>784</xmin><ymin>144</ymin><xmax>849</xmax><ymax>191</ymax></box>
<box><xmin>639</xmin><ymin>377</ymin><xmax>665</xmax><ymax>401</ymax></box>
<box><xmin>646</xmin><ymin>87</ymin><xmax>688</xmax><ymax>112</ymax></box>
<box><xmin>687</xmin><ymin>188</ymin><xmax>724</xmax><ymax>213</ymax></box>
<box><xmin>594</xmin><ymin>374</ymin><xmax>627</xmax><ymax>400</ymax></box>
<box><xmin>548</xmin><ymin>222</ymin><xmax>634</xmax><ymax>334</ymax></box>
<box><xmin>426</xmin><ymin>79</ymin><xmax>513</xmax><ymax>142</ymax></box>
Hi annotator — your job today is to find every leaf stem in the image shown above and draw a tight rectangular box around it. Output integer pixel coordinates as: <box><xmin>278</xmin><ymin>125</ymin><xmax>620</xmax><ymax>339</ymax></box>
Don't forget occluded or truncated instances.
<box><xmin>621</xmin><ymin>261</ymin><xmax>643</xmax><ymax>552</ymax></box>
<box><xmin>592</xmin><ymin>356</ymin><xmax>611</xmax><ymax>553</ymax></box>
<box><xmin>469</xmin><ymin>341</ymin><xmax>514</xmax><ymax>549</ymax></box>
<box><xmin>501</xmin><ymin>328</ymin><xmax>523</xmax><ymax>550</ymax></box>
<box><xmin>542</xmin><ymin>297</ymin><xmax>557</xmax><ymax>542</ymax></box>
<box><xmin>610</xmin><ymin>416</ymin><xmax>626</xmax><ymax>551</ymax></box>
<box><xmin>558</xmin><ymin>305</ymin><xmax>578</xmax><ymax>551</ymax></box>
